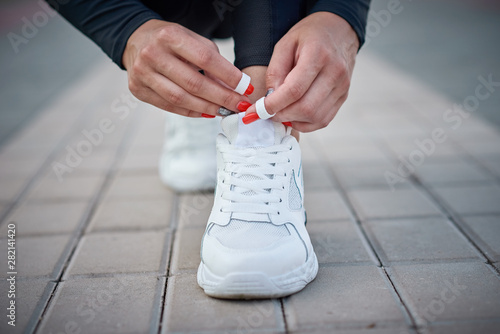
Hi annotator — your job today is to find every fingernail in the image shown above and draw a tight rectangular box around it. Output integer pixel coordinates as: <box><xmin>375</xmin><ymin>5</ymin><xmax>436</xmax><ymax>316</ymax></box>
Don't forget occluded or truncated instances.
<box><xmin>201</xmin><ymin>113</ymin><xmax>216</xmax><ymax>118</ymax></box>
<box><xmin>237</xmin><ymin>101</ymin><xmax>251</xmax><ymax>112</ymax></box>
<box><xmin>283</xmin><ymin>122</ymin><xmax>292</xmax><ymax>127</ymax></box>
<box><xmin>242</xmin><ymin>112</ymin><xmax>260</xmax><ymax>124</ymax></box>
<box><xmin>244</xmin><ymin>84</ymin><xmax>254</xmax><ymax>96</ymax></box>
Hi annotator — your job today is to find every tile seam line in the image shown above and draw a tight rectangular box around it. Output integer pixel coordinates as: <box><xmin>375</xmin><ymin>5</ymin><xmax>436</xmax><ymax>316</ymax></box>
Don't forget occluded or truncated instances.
<box><xmin>307</xmin><ymin>135</ymin><xmax>420</xmax><ymax>331</ymax></box>
<box><xmin>409</xmin><ymin>174</ymin><xmax>500</xmax><ymax>278</ymax></box>
<box><xmin>363</xmin><ymin>128</ymin><xmax>500</xmax><ymax>275</ymax></box>
<box><xmin>31</xmin><ymin>108</ymin><xmax>144</xmax><ymax>334</ymax></box>
<box><xmin>0</xmin><ymin>95</ymin><xmax>111</xmax><ymax>227</ymax></box>
<box><xmin>279</xmin><ymin>298</ymin><xmax>290</xmax><ymax>334</ymax></box>
<box><xmin>156</xmin><ymin>193</ymin><xmax>180</xmax><ymax>334</ymax></box>
<box><xmin>0</xmin><ymin>52</ymin><xmax>103</xmax><ymax>148</ymax></box>
<box><xmin>375</xmin><ymin>108</ymin><xmax>500</xmax><ymax>186</ymax></box>
<box><xmin>373</xmin><ymin>134</ymin><xmax>495</xmax><ymax>263</ymax></box>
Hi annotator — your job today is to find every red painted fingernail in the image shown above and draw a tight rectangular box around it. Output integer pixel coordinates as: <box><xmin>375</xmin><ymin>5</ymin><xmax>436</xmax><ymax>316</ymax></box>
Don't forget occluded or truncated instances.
<box><xmin>201</xmin><ymin>113</ymin><xmax>216</xmax><ymax>118</ymax></box>
<box><xmin>242</xmin><ymin>112</ymin><xmax>260</xmax><ymax>124</ymax></box>
<box><xmin>237</xmin><ymin>101</ymin><xmax>251</xmax><ymax>112</ymax></box>
<box><xmin>244</xmin><ymin>84</ymin><xmax>254</xmax><ymax>96</ymax></box>
<box><xmin>283</xmin><ymin>122</ymin><xmax>292</xmax><ymax>127</ymax></box>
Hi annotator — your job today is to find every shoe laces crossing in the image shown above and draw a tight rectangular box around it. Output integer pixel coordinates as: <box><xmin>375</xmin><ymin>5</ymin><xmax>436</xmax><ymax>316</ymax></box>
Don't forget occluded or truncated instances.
<box><xmin>219</xmin><ymin>143</ymin><xmax>291</xmax><ymax>215</ymax></box>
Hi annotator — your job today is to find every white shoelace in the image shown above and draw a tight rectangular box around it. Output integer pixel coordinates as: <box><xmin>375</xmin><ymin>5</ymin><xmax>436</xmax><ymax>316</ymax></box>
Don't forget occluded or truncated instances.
<box><xmin>219</xmin><ymin>144</ymin><xmax>291</xmax><ymax>215</ymax></box>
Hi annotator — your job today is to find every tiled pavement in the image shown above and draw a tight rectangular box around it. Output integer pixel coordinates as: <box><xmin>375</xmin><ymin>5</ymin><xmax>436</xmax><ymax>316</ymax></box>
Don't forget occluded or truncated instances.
<box><xmin>1</xmin><ymin>46</ymin><xmax>500</xmax><ymax>334</ymax></box>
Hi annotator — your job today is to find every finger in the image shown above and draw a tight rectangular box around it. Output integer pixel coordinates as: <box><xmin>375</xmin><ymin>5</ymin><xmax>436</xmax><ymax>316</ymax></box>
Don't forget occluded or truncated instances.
<box><xmin>246</xmin><ymin>46</ymin><xmax>322</xmax><ymax>117</ymax></box>
<box><xmin>152</xmin><ymin>56</ymin><xmax>248</xmax><ymax>112</ymax></box>
<box><xmin>271</xmin><ymin>70</ymin><xmax>336</xmax><ymax>123</ymax></box>
<box><xmin>146</xmin><ymin>71</ymin><xmax>233</xmax><ymax>116</ymax></box>
<box><xmin>274</xmin><ymin>64</ymin><xmax>349</xmax><ymax>123</ymax></box>
<box><xmin>291</xmin><ymin>93</ymin><xmax>347</xmax><ymax>132</ymax></box>
<box><xmin>266</xmin><ymin>38</ymin><xmax>295</xmax><ymax>90</ymax></box>
<box><xmin>137</xmin><ymin>86</ymin><xmax>202</xmax><ymax>117</ymax></box>
<box><xmin>169</xmin><ymin>33</ymin><xmax>245</xmax><ymax>92</ymax></box>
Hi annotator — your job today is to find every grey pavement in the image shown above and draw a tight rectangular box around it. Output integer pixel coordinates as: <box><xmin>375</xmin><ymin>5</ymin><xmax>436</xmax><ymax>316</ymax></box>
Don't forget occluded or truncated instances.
<box><xmin>1</xmin><ymin>1</ymin><xmax>500</xmax><ymax>334</ymax></box>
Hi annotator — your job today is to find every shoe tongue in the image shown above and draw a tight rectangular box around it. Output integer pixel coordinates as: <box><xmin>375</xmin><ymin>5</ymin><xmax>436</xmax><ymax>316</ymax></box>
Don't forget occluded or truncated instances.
<box><xmin>221</xmin><ymin>113</ymin><xmax>286</xmax><ymax>148</ymax></box>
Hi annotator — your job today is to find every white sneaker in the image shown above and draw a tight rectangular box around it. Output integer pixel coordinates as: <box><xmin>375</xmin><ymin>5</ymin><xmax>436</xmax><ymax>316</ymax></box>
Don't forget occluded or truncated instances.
<box><xmin>197</xmin><ymin>113</ymin><xmax>318</xmax><ymax>299</ymax></box>
<box><xmin>159</xmin><ymin>113</ymin><xmax>218</xmax><ymax>192</ymax></box>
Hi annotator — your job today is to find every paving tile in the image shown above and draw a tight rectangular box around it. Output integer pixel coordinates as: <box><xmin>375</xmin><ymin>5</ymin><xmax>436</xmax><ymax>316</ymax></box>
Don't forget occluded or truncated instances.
<box><xmin>0</xmin><ymin>235</ymin><xmax>71</xmax><ymax>278</ymax></box>
<box><xmin>0</xmin><ymin>201</ymin><xmax>87</xmax><ymax>236</ymax></box>
<box><xmin>128</xmin><ymin>127</ymin><xmax>164</xmax><ymax>148</ymax></box>
<box><xmin>323</xmin><ymin>144</ymin><xmax>392</xmax><ymax>166</ymax></box>
<box><xmin>413</xmin><ymin>160</ymin><xmax>494</xmax><ymax>185</ymax></box>
<box><xmin>432</xmin><ymin>184</ymin><xmax>500</xmax><ymax>215</ymax></box>
<box><xmin>170</xmin><ymin>228</ymin><xmax>204</xmax><ymax>274</ymax></box>
<box><xmin>0</xmin><ymin>155</ymin><xmax>42</xmax><ymax>176</ymax></box>
<box><xmin>461</xmin><ymin>215</ymin><xmax>500</xmax><ymax>262</ymax></box>
<box><xmin>389</xmin><ymin>262</ymin><xmax>500</xmax><ymax>325</ymax></box>
<box><xmin>304</xmin><ymin>189</ymin><xmax>351</xmax><ymax>222</ymax></box>
<box><xmin>459</xmin><ymin>140</ymin><xmax>500</xmax><ymax>157</ymax></box>
<box><xmin>0</xmin><ymin>279</ymin><xmax>55</xmax><ymax>334</ymax></box>
<box><xmin>88</xmin><ymin>197</ymin><xmax>172</xmax><ymax>232</ymax></box>
<box><xmin>384</xmin><ymin>140</ymin><xmax>465</xmax><ymax>161</ymax></box>
<box><xmin>364</xmin><ymin>218</ymin><xmax>479</xmax><ymax>263</ymax></box>
<box><xmin>426</xmin><ymin>321</ymin><xmax>500</xmax><ymax>334</ymax></box>
<box><xmin>285</xmin><ymin>266</ymin><xmax>406</xmax><ymax>331</ymax></box>
<box><xmin>26</xmin><ymin>174</ymin><xmax>104</xmax><ymax>202</ymax></box>
<box><xmin>299</xmin><ymin>140</ymin><xmax>322</xmax><ymax>164</ymax></box>
<box><xmin>363</xmin><ymin>118</ymin><xmax>427</xmax><ymax>138</ymax></box>
<box><xmin>50</xmin><ymin>151</ymin><xmax>115</xmax><ymax>177</ymax></box>
<box><xmin>104</xmin><ymin>173</ymin><xmax>172</xmax><ymax>200</ymax></box>
<box><xmin>177</xmin><ymin>193</ymin><xmax>213</xmax><ymax>229</ymax></box>
<box><xmin>334</xmin><ymin>162</ymin><xmax>411</xmax><ymax>189</ymax></box>
<box><xmin>295</xmin><ymin>326</ymin><xmax>415</xmax><ymax>334</ymax></box>
<box><xmin>303</xmin><ymin>163</ymin><xmax>337</xmax><ymax>190</ymax></box>
<box><xmin>39</xmin><ymin>275</ymin><xmax>158</xmax><ymax>334</ymax></box>
<box><xmin>65</xmin><ymin>230</ymin><xmax>166</xmax><ymax>276</ymax></box>
<box><xmin>308</xmin><ymin>221</ymin><xmax>374</xmax><ymax>264</ymax></box>
<box><xmin>163</xmin><ymin>273</ymin><xmax>284</xmax><ymax>333</ymax></box>
<box><xmin>0</xmin><ymin>176</ymin><xmax>26</xmax><ymax>202</ymax></box>
<box><xmin>124</xmin><ymin>142</ymin><xmax>163</xmax><ymax>156</ymax></box>
<box><xmin>348</xmin><ymin>187</ymin><xmax>442</xmax><ymax>220</ymax></box>
<box><xmin>479</xmin><ymin>155</ymin><xmax>500</xmax><ymax>178</ymax></box>
<box><xmin>0</xmin><ymin>144</ymin><xmax>53</xmax><ymax>161</ymax></box>
<box><xmin>118</xmin><ymin>151</ymin><xmax>160</xmax><ymax>172</ymax></box>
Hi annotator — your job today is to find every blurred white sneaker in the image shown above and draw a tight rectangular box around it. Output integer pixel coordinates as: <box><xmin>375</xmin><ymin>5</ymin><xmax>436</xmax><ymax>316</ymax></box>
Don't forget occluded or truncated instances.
<box><xmin>159</xmin><ymin>113</ymin><xmax>218</xmax><ymax>192</ymax></box>
<box><xmin>197</xmin><ymin>113</ymin><xmax>318</xmax><ymax>299</ymax></box>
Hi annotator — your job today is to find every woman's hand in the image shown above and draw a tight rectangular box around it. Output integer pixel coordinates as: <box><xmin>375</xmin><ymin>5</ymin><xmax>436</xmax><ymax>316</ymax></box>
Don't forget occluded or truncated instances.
<box><xmin>245</xmin><ymin>12</ymin><xmax>359</xmax><ymax>131</ymax></box>
<box><xmin>122</xmin><ymin>19</ymin><xmax>251</xmax><ymax>117</ymax></box>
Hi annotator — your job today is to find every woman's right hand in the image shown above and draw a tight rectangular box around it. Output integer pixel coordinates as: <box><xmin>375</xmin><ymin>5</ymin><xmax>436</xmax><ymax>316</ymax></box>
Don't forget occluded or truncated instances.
<box><xmin>122</xmin><ymin>19</ymin><xmax>251</xmax><ymax>117</ymax></box>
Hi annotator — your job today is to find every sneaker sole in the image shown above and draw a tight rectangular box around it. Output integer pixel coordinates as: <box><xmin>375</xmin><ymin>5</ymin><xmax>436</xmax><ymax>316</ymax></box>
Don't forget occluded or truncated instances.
<box><xmin>197</xmin><ymin>251</ymin><xmax>318</xmax><ymax>299</ymax></box>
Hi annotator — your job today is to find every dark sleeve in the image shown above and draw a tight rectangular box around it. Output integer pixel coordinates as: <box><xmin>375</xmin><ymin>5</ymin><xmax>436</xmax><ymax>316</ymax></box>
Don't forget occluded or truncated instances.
<box><xmin>309</xmin><ymin>0</ymin><xmax>371</xmax><ymax>48</ymax></box>
<box><xmin>46</xmin><ymin>0</ymin><xmax>162</xmax><ymax>69</ymax></box>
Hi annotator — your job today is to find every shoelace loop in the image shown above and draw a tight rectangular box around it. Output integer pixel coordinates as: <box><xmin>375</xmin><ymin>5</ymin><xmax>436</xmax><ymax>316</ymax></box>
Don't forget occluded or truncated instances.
<box><xmin>218</xmin><ymin>144</ymin><xmax>291</xmax><ymax>215</ymax></box>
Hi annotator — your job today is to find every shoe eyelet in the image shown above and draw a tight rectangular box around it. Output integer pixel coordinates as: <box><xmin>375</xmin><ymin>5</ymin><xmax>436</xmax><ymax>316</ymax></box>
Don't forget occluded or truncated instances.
<box><xmin>279</xmin><ymin>198</ymin><xmax>282</xmax><ymax>203</ymax></box>
<box><xmin>277</xmin><ymin>211</ymin><xmax>280</xmax><ymax>215</ymax></box>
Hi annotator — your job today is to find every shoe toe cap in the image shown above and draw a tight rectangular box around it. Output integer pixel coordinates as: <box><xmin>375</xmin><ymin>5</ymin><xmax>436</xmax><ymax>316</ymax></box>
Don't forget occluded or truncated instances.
<box><xmin>201</xmin><ymin>224</ymin><xmax>309</xmax><ymax>277</ymax></box>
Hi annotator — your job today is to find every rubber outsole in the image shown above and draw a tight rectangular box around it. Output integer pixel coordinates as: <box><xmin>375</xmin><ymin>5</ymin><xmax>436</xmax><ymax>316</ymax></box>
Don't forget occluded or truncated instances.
<box><xmin>197</xmin><ymin>252</ymin><xmax>318</xmax><ymax>299</ymax></box>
